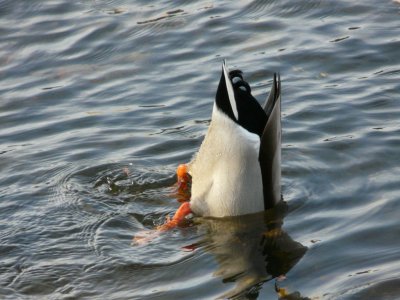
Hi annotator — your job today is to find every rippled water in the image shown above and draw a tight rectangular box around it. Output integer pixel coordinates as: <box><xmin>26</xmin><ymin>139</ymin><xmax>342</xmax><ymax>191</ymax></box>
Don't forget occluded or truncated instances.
<box><xmin>1</xmin><ymin>0</ymin><xmax>400</xmax><ymax>299</ymax></box>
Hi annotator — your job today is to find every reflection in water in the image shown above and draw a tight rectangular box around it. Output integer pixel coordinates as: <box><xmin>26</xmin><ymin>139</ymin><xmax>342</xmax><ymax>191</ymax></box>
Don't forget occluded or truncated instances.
<box><xmin>275</xmin><ymin>283</ymin><xmax>311</xmax><ymax>300</ymax></box>
<box><xmin>194</xmin><ymin>201</ymin><xmax>308</xmax><ymax>299</ymax></box>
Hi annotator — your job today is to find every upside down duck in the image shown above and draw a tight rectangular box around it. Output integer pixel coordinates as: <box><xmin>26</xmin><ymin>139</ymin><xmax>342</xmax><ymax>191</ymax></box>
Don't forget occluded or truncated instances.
<box><xmin>160</xmin><ymin>61</ymin><xmax>282</xmax><ymax>229</ymax></box>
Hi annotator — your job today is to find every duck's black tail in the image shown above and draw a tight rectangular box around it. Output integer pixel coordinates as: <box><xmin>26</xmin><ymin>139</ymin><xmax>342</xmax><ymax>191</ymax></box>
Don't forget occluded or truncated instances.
<box><xmin>215</xmin><ymin>61</ymin><xmax>268</xmax><ymax>137</ymax></box>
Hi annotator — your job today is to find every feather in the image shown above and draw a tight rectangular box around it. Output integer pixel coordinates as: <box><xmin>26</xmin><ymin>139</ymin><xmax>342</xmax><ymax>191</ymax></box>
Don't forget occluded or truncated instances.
<box><xmin>259</xmin><ymin>74</ymin><xmax>281</xmax><ymax>209</ymax></box>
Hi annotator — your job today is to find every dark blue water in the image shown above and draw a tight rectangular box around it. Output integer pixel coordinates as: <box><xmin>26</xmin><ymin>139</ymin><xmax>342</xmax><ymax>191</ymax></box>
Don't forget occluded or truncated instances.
<box><xmin>1</xmin><ymin>1</ymin><xmax>400</xmax><ymax>299</ymax></box>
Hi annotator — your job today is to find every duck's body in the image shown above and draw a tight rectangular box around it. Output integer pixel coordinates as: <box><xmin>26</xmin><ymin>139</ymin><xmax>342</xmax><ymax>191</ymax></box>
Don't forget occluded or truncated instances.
<box><xmin>134</xmin><ymin>62</ymin><xmax>282</xmax><ymax>242</ymax></box>
<box><xmin>186</xmin><ymin>61</ymin><xmax>282</xmax><ymax>217</ymax></box>
<box><xmin>188</xmin><ymin>103</ymin><xmax>264</xmax><ymax>217</ymax></box>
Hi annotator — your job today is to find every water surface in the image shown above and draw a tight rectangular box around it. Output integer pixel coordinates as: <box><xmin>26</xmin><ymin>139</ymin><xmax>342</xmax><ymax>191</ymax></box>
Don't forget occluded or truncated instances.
<box><xmin>1</xmin><ymin>0</ymin><xmax>400</xmax><ymax>299</ymax></box>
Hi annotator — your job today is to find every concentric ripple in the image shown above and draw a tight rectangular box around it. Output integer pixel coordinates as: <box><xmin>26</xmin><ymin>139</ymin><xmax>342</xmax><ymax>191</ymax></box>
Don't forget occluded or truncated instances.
<box><xmin>1</xmin><ymin>0</ymin><xmax>400</xmax><ymax>299</ymax></box>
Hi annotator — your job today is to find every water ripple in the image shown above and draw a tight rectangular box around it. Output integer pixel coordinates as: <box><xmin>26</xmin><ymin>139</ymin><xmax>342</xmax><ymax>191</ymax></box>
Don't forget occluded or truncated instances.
<box><xmin>1</xmin><ymin>0</ymin><xmax>400</xmax><ymax>298</ymax></box>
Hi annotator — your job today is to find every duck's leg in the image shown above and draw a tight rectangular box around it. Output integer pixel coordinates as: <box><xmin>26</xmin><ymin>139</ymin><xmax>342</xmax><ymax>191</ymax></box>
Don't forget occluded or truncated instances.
<box><xmin>132</xmin><ymin>202</ymin><xmax>192</xmax><ymax>245</ymax></box>
<box><xmin>157</xmin><ymin>201</ymin><xmax>192</xmax><ymax>231</ymax></box>
<box><xmin>174</xmin><ymin>164</ymin><xmax>191</xmax><ymax>202</ymax></box>
<box><xmin>176</xmin><ymin>164</ymin><xmax>191</xmax><ymax>192</ymax></box>
<box><xmin>155</xmin><ymin>164</ymin><xmax>192</xmax><ymax>231</ymax></box>
<box><xmin>132</xmin><ymin>165</ymin><xmax>192</xmax><ymax>246</ymax></box>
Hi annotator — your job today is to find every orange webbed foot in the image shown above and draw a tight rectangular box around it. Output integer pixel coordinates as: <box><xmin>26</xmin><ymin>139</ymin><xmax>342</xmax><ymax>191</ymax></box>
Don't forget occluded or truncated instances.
<box><xmin>132</xmin><ymin>202</ymin><xmax>192</xmax><ymax>245</ymax></box>
<box><xmin>132</xmin><ymin>165</ymin><xmax>192</xmax><ymax>246</ymax></box>
<box><xmin>177</xmin><ymin>164</ymin><xmax>190</xmax><ymax>189</ymax></box>
<box><xmin>175</xmin><ymin>164</ymin><xmax>191</xmax><ymax>201</ymax></box>
<box><xmin>132</xmin><ymin>230</ymin><xmax>161</xmax><ymax>246</ymax></box>
<box><xmin>157</xmin><ymin>202</ymin><xmax>192</xmax><ymax>231</ymax></box>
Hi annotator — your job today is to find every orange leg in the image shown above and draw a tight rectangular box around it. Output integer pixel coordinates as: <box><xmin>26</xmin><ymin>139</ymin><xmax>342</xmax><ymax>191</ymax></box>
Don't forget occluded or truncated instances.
<box><xmin>176</xmin><ymin>164</ymin><xmax>191</xmax><ymax>191</ymax></box>
<box><xmin>175</xmin><ymin>164</ymin><xmax>191</xmax><ymax>201</ymax></box>
<box><xmin>132</xmin><ymin>202</ymin><xmax>192</xmax><ymax>245</ymax></box>
<box><xmin>132</xmin><ymin>166</ymin><xmax>192</xmax><ymax>245</ymax></box>
<box><xmin>157</xmin><ymin>202</ymin><xmax>192</xmax><ymax>231</ymax></box>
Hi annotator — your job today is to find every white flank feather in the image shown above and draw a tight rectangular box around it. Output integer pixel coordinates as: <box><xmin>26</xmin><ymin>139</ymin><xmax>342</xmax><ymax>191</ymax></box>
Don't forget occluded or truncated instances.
<box><xmin>188</xmin><ymin>104</ymin><xmax>264</xmax><ymax>217</ymax></box>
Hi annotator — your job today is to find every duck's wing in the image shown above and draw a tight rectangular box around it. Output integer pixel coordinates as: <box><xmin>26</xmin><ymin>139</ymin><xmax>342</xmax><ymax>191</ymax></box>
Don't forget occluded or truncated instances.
<box><xmin>262</xmin><ymin>74</ymin><xmax>279</xmax><ymax>116</ymax></box>
<box><xmin>259</xmin><ymin>74</ymin><xmax>281</xmax><ymax>209</ymax></box>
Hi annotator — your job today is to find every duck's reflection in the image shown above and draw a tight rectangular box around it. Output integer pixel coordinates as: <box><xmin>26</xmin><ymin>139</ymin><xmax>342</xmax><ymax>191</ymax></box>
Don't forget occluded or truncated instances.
<box><xmin>192</xmin><ymin>201</ymin><xmax>308</xmax><ymax>299</ymax></box>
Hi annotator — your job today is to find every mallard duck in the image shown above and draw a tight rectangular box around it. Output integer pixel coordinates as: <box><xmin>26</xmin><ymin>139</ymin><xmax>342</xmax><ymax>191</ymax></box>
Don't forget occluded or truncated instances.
<box><xmin>169</xmin><ymin>61</ymin><xmax>281</xmax><ymax>223</ymax></box>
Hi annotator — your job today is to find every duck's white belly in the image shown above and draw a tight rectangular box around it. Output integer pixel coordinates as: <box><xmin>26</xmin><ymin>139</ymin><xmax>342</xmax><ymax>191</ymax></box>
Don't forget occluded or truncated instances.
<box><xmin>188</xmin><ymin>105</ymin><xmax>264</xmax><ymax>217</ymax></box>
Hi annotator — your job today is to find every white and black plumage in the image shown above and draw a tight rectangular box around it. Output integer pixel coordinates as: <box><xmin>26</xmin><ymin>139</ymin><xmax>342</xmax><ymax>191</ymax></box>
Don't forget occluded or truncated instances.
<box><xmin>132</xmin><ymin>62</ymin><xmax>281</xmax><ymax>242</ymax></box>
<box><xmin>187</xmin><ymin>61</ymin><xmax>281</xmax><ymax>217</ymax></box>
